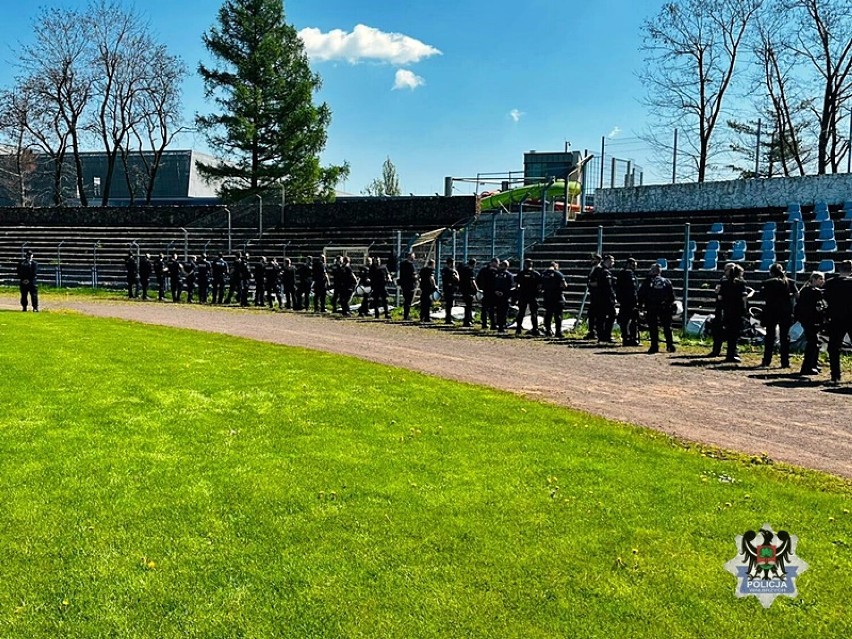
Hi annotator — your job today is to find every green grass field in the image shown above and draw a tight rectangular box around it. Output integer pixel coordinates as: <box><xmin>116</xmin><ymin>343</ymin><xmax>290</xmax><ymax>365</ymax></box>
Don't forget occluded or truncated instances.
<box><xmin>0</xmin><ymin>310</ymin><xmax>849</xmax><ymax>638</ymax></box>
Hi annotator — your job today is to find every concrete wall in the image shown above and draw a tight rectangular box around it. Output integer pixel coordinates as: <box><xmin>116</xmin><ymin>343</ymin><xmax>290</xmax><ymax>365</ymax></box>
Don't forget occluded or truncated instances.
<box><xmin>595</xmin><ymin>173</ymin><xmax>852</xmax><ymax>213</ymax></box>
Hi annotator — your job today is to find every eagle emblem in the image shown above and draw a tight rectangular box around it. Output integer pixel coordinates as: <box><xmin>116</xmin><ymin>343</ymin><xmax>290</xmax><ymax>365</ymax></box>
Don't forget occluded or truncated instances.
<box><xmin>724</xmin><ymin>523</ymin><xmax>808</xmax><ymax>608</ymax></box>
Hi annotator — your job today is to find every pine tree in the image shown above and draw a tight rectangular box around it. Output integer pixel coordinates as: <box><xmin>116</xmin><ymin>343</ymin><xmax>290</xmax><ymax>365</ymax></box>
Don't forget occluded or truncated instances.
<box><xmin>196</xmin><ymin>0</ymin><xmax>347</xmax><ymax>202</ymax></box>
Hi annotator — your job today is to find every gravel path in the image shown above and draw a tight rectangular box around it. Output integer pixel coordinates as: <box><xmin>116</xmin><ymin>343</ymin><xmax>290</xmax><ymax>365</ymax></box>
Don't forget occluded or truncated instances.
<box><xmin>6</xmin><ymin>295</ymin><xmax>851</xmax><ymax>479</ymax></box>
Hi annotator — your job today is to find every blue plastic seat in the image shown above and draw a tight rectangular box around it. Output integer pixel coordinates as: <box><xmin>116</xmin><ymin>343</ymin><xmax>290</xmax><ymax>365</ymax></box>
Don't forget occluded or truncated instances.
<box><xmin>817</xmin><ymin>219</ymin><xmax>835</xmax><ymax>240</ymax></box>
<box><xmin>761</xmin><ymin>237</ymin><xmax>775</xmax><ymax>251</ymax></box>
<box><xmin>786</xmin><ymin>255</ymin><xmax>806</xmax><ymax>274</ymax></box>
<box><xmin>701</xmin><ymin>248</ymin><xmax>719</xmax><ymax>271</ymax></box>
<box><xmin>763</xmin><ymin>221</ymin><xmax>777</xmax><ymax>233</ymax></box>
<box><xmin>818</xmin><ymin>259</ymin><xmax>835</xmax><ymax>274</ymax></box>
<box><xmin>758</xmin><ymin>255</ymin><xmax>775</xmax><ymax>272</ymax></box>
<box><xmin>787</xmin><ymin>204</ymin><xmax>803</xmax><ymax>222</ymax></box>
<box><xmin>656</xmin><ymin>258</ymin><xmax>668</xmax><ymax>270</ymax></box>
<box><xmin>709</xmin><ymin>222</ymin><xmax>724</xmax><ymax>234</ymax></box>
<box><xmin>843</xmin><ymin>202</ymin><xmax>852</xmax><ymax>221</ymax></box>
<box><xmin>730</xmin><ymin>240</ymin><xmax>747</xmax><ymax>261</ymax></box>
<box><xmin>819</xmin><ymin>238</ymin><xmax>838</xmax><ymax>252</ymax></box>
<box><xmin>815</xmin><ymin>202</ymin><xmax>830</xmax><ymax>222</ymax></box>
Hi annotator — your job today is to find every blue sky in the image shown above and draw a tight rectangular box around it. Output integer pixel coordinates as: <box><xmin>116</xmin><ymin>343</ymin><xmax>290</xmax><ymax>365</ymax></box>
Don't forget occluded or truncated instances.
<box><xmin>0</xmin><ymin>0</ymin><xmax>666</xmax><ymax>195</ymax></box>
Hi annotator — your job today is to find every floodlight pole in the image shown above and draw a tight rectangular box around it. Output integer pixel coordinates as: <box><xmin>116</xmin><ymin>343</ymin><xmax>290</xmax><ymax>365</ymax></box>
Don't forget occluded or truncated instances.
<box><xmin>57</xmin><ymin>240</ymin><xmax>65</xmax><ymax>288</ymax></box>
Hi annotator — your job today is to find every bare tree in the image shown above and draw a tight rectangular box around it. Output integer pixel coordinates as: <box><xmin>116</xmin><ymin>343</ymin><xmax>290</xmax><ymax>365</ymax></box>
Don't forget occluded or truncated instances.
<box><xmin>641</xmin><ymin>0</ymin><xmax>764</xmax><ymax>182</ymax></box>
<box><xmin>0</xmin><ymin>91</ymin><xmax>38</xmax><ymax>207</ymax></box>
<box><xmin>127</xmin><ymin>46</ymin><xmax>189</xmax><ymax>205</ymax></box>
<box><xmin>18</xmin><ymin>6</ymin><xmax>94</xmax><ymax>205</ymax></box>
<box><xmin>775</xmin><ymin>0</ymin><xmax>852</xmax><ymax>174</ymax></box>
<box><xmin>88</xmin><ymin>0</ymin><xmax>157</xmax><ymax>205</ymax></box>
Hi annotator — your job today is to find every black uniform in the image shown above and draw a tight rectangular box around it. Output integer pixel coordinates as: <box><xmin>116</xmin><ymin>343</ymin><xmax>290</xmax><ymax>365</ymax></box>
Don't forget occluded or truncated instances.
<box><xmin>17</xmin><ymin>253</ymin><xmax>38</xmax><ymax>312</ymax></box>
<box><xmin>296</xmin><ymin>260</ymin><xmax>313</xmax><ymax>311</ymax></box>
<box><xmin>492</xmin><ymin>267</ymin><xmax>515</xmax><ymax>333</ymax></box>
<box><xmin>758</xmin><ymin>275</ymin><xmax>797</xmax><ymax>367</ymax></box>
<box><xmin>139</xmin><ymin>255</ymin><xmax>153</xmax><ymax>300</ymax></box>
<box><xmin>419</xmin><ymin>265</ymin><xmax>437</xmax><ymax>322</ymax></box>
<box><xmin>265</xmin><ymin>259</ymin><xmax>282</xmax><ymax>308</ymax></box>
<box><xmin>591</xmin><ymin>262</ymin><xmax>616</xmax><ymax>342</ymax></box>
<box><xmin>312</xmin><ymin>259</ymin><xmax>329</xmax><ymax>312</ymax></box>
<box><xmin>371</xmin><ymin>262</ymin><xmax>391</xmax><ymax>319</ymax></box>
<box><xmin>212</xmin><ymin>254</ymin><xmax>229</xmax><ymax>304</ymax></box>
<box><xmin>441</xmin><ymin>263</ymin><xmax>459</xmax><ymax>324</ymax></box>
<box><xmin>794</xmin><ymin>283</ymin><xmax>826</xmax><ymax>376</ymax></box>
<box><xmin>615</xmin><ymin>266</ymin><xmax>639</xmax><ymax>345</ymax></box>
<box><xmin>475</xmin><ymin>263</ymin><xmax>497</xmax><ymax>330</ymax></box>
<box><xmin>125</xmin><ymin>253</ymin><xmax>139</xmax><ymax>298</ymax></box>
<box><xmin>824</xmin><ymin>270</ymin><xmax>852</xmax><ymax>382</ymax></box>
<box><xmin>281</xmin><ymin>262</ymin><xmax>297</xmax><ymax>309</ymax></box>
<box><xmin>514</xmin><ymin>265</ymin><xmax>541</xmax><ymax>335</ymax></box>
<box><xmin>398</xmin><ymin>258</ymin><xmax>418</xmax><ymax>320</ymax></box>
<box><xmin>338</xmin><ymin>262</ymin><xmax>357</xmax><ymax>316</ymax></box>
<box><xmin>225</xmin><ymin>255</ymin><xmax>243</xmax><ymax>304</ymax></box>
<box><xmin>638</xmin><ymin>272</ymin><xmax>676</xmax><ymax>353</ymax></box>
<box><xmin>253</xmin><ymin>259</ymin><xmax>266</xmax><ymax>307</ymax></box>
<box><xmin>329</xmin><ymin>259</ymin><xmax>343</xmax><ymax>312</ymax></box>
<box><xmin>196</xmin><ymin>256</ymin><xmax>212</xmax><ymax>304</ymax></box>
<box><xmin>168</xmin><ymin>256</ymin><xmax>184</xmax><ymax>302</ymax></box>
<box><xmin>718</xmin><ymin>276</ymin><xmax>749</xmax><ymax>361</ymax></box>
<box><xmin>357</xmin><ymin>263</ymin><xmax>372</xmax><ymax>317</ymax></box>
<box><xmin>154</xmin><ymin>254</ymin><xmax>168</xmax><ymax>301</ymax></box>
<box><xmin>184</xmin><ymin>257</ymin><xmax>197</xmax><ymax>303</ymax></box>
<box><xmin>238</xmin><ymin>257</ymin><xmax>252</xmax><ymax>307</ymax></box>
<box><xmin>541</xmin><ymin>267</ymin><xmax>566</xmax><ymax>337</ymax></box>
<box><xmin>457</xmin><ymin>261</ymin><xmax>478</xmax><ymax>327</ymax></box>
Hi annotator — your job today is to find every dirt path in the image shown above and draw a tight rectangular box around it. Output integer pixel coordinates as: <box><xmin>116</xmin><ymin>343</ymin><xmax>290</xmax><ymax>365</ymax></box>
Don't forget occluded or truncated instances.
<box><xmin>5</xmin><ymin>294</ymin><xmax>851</xmax><ymax>479</ymax></box>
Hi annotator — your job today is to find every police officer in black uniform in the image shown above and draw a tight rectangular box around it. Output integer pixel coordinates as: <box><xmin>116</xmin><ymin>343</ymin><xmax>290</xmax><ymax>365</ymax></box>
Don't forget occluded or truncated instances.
<box><xmin>615</xmin><ymin>257</ymin><xmax>640</xmax><ymax>346</ymax></box>
<box><xmin>139</xmin><ymin>253</ymin><xmax>153</xmax><ymax>300</ymax></box>
<box><xmin>238</xmin><ymin>253</ymin><xmax>252</xmax><ymax>307</ymax></box>
<box><xmin>357</xmin><ymin>258</ymin><xmax>373</xmax><ymax>317</ymax></box>
<box><xmin>458</xmin><ymin>258</ymin><xmax>478</xmax><ymax>328</ymax></box>
<box><xmin>514</xmin><ymin>258</ymin><xmax>541</xmax><ymax>336</ymax></box>
<box><xmin>824</xmin><ymin>259</ymin><xmax>852</xmax><ymax>384</ymax></box>
<box><xmin>398</xmin><ymin>252</ymin><xmax>418</xmax><ymax>321</ymax></box>
<box><xmin>225</xmin><ymin>253</ymin><xmax>243</xmax><ymax>304</ymax></box>
<box><xmin>265</xmin><ymin>257</ymin><xmax>282</xmax><ymax>309</ymax></box>
<box><xmin>196</xmin><ymin>254</ymin><xmax>212</xmax><ymax>304</ymax></box>
<box><xmin>418</xmin><ymin>259</ymin><xmax>437</xmax><ymax>322</ymax></box>
<box><xmin>281</xmin><ymin>258</ymin><xmax>297</xmax><ymax>309</ymax></box>
<box><xmin>441</xmin><ymin>257</ymin><xmax>460</xmax><ymax>325</ymax></box>
<box><xmin>371</xmin><ymin>257</ymin><xmax>392</xmax><ymax>319</ymax></box>
<box><xmin>155</xmin><ymin>252</ymin><xmax>168</xmax><ymax>301</ymax></box>
<box><xmin>17</xmin><ymin>250</ymin><xmax>39</xmax><ymax>312</ymax></box>
<box><xmin>638</xmin><ymin>263</ymin><xmax>676</xmax><ymax>354</ymax></box>
<box><xmin>541</xmin><ymin>262</ymin><xmax>567</xmax><ymax>337</ymax></box>
<box><xmin>592</xmin><ymin>254</ymin><xmax>617</xmax><ymax>343</ymax></box>
<box><xmin>184</xmin><ymin>255</ymin><xmax>197</xmax><ymax>303</ymax></box>
<box><xmin>297</xmin><ymin>257</ymin><xmax>313</xmax><ymax>311</ymax></box>
<box><xmin>329</xmin><ymin>256</ymin><xmax>344</xmax><ymax>313</ymax></box>
<box><xmin>313</xmin><ymin>255</ymin><xmax>330</xmax><ymax>312</ymax></box>
<box><xmin>584</xmin><ymin>254</ymin><xmax>602</xmax><ymax>339</ymax></box>
<box><xmin>476</xmin><ymin>258</ymin><xmax>498</xmax><ymax>330</ymax></box>
<box><xmin>168</xmin><ymin>253</ymin><xmax>184</xmax><ymax>302</ymax></box>
<box><xmin>212</xmin><ymin>252</ymin><xmax>228</xmax><ymax>304</ymax></box>
<box><xmin>253</xmin><ymin>256</ymin><xmax>267</xmax><ymax>307</ymax></box>
<box><xmin>492</xmin><ymin>260</ymin><xmax>515</xmax><ymax>333</ymax></box>
<box><xmin>338</xmin><ymin>256</ymin><xmax>358</xmax><ymax>316</ymax></box>
<box><xmin>125</xmin><ymin>251</ymin><xmax>138</xmax><ymax>298</ymax></box>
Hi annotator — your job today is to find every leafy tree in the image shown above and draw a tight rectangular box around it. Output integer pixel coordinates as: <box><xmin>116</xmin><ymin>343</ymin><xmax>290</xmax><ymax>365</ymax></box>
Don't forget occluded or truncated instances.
<box><xmin>362</xmin><ymin>157</ymin><xmax>402</xmax><ymax>196</ymax></box>
<box><xmin>196</xmin><ymin>0</ymin><xmax>347</xmax><ymax>203</ymax></box>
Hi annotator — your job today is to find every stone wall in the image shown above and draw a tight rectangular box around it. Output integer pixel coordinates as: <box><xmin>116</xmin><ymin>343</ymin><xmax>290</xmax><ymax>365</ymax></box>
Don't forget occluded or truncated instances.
<box><xmin>594</xmin><ymin>173</ymin><xmax>852</xmax><ymax>214</ymax></box>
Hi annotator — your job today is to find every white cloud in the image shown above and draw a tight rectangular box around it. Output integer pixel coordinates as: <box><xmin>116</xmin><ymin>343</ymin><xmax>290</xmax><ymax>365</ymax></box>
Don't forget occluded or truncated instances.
<box><xmin>608</xmin><ymin>126</ymin><xmax>622</xmax><ymax>138</ymax></box>
<box><xmin>509</xmin><ymin>109</ymin><xmax>524</xmax><ymax>123</ymax></box>
<box><xmin>298</xmin><ymin>24</ymin><xmax>442</xmax><ymax>65</ymax></box>
<box><xmin>393</xmin><ymin>69</ymin><xmax>425</xmax><ymax>91</ymax></box>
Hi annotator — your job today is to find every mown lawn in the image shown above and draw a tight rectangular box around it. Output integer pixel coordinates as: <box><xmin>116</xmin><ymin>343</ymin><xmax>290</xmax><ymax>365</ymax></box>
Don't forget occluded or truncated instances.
<box><xmin>0</xmin><ymin>310</ymin><xmax>849</xmax><ymax>638</ymax></box>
